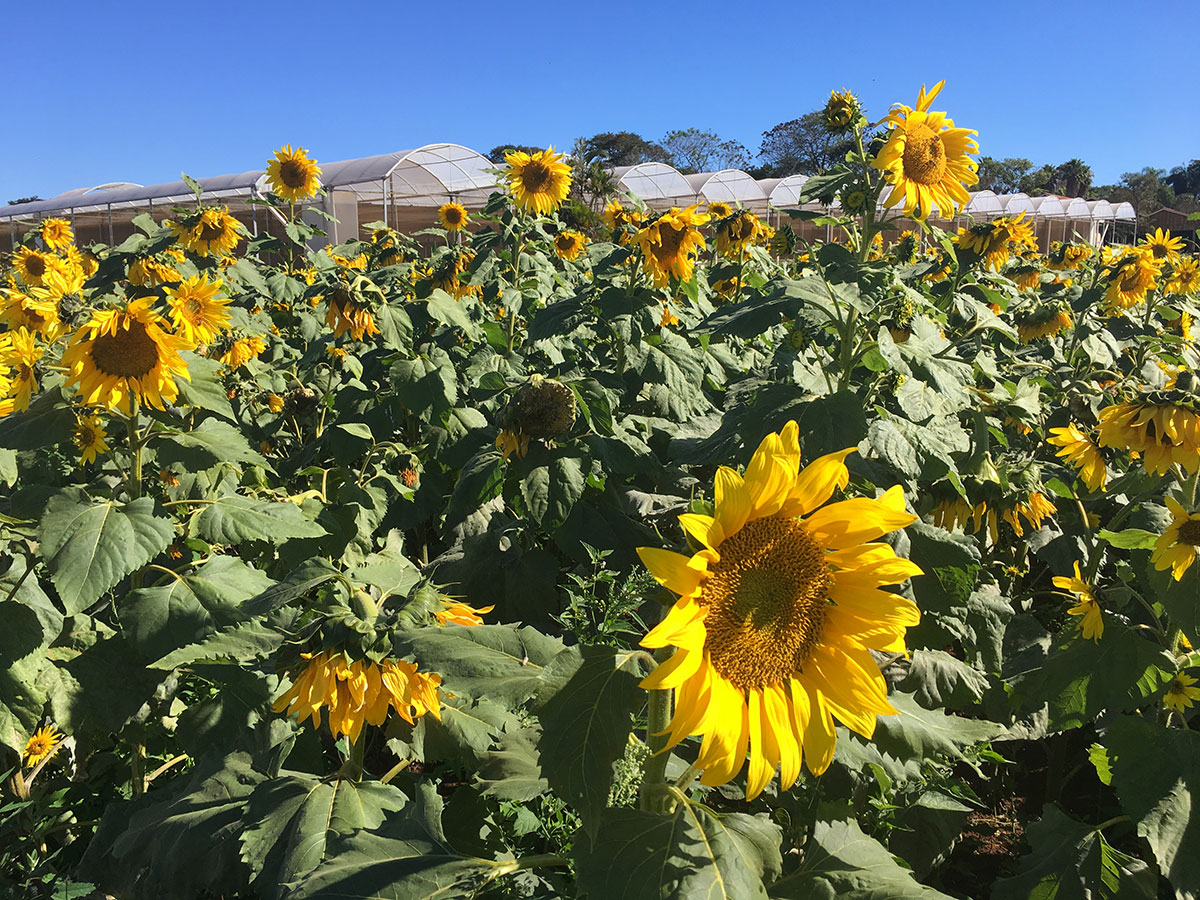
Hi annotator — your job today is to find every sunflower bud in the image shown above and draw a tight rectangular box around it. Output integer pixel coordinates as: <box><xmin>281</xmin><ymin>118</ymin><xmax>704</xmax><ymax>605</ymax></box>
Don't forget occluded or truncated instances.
<box><xmin>350</xmin><ymin>590</ymin><xmax>378</xmax><ymax>626</ymax></box>
<box><xmin>1175</xmin><ymin>370</ymin><xmax>1197</xmax><ymax>394</ymax></box>
<box><xmin>823</xmin><ymin>89</ymin><xmax>861</xmax><ymax>132</ymax></box>
<box><xmin>516</xmin><ymin>375</ymin><xmax>576</xmax><ymax>440</ymax></box>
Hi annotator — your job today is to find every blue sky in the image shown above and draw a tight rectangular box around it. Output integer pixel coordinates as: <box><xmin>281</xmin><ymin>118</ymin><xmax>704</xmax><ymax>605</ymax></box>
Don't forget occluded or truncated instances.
<box><xmin>3</xmin><ymin>0</ymin><xmax>1198</xmax><ymax>203</ymax></box>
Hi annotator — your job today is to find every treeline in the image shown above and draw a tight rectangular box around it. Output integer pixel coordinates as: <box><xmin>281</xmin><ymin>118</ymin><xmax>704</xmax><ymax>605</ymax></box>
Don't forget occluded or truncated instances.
<box><xmin>976</xmin><ymin>156</ymin><xmax>1200</xmax><ymax>214</ymax></box>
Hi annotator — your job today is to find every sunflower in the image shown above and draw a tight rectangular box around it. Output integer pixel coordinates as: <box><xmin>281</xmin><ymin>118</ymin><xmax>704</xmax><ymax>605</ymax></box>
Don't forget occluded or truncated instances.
<box><xmin>1047</xmin><ymin>242</ymin><xmax>1092</xmax><ymax>271</ymax></box>
<box><xmin>1167</xmin><ymin>257</ymin><xmax>1200</xmax><ymax>296</ymax></box>
<box><xmin>1052</xmin><ymin>562</ymin><xmax>1103</xmax><ymax>642</ymax></box>
<box><xmin>62</xmin><ymin>299</ymin><xmax>191</xmax><ymax>412</ymax></box>
<box><xmin>22</xmin><ymin>725</ymin><xmax>64</xmax><ymax>766</ymax></box>
<box><xmin>1016</xmin><ymin>304</ymin><xmax>1072</xmax><ymax>342</ymax></box>
<box><xmin>1142</xmin><ymin>227</ymin><xmax>1185</xmax><ymax>266</ymax></box>
<box><xmin>637</xmin><ymin>422</ymin><xmax>921</xmax><ymax>797</ymax></box>
<box><xmin>824</xmin><ymin>88</ymin><xmax>860</xmax><ymax>131</ymax></box>
<box><xmin>1047</xmin><ymin>424</ymin><xmax>1107</xmax><ymax>491</ymax></box>
<box><xmin>1</xmin><ymin>283</ymin><xmax>64</xmax><ymax>343</ymax></box>
<box><xmin>892</xmin><ymin>231</ymin><xmax>920</xmax><ymax>264</ymax></box>
<box><xmin>930</xmin><ymin>491</ymin><xmax>1055</xmax><ymax>544</ymax></box>
<box><xmin>554</xmin><ymin>230</ymin><xmax>588</xmax><ymax>261</ymax></box>
<box><xmin>433</xmin><ymin>599</ymin><xmax>494</xmax><ymax>627</ymax></box>
<box><xmin>1</xmin><ymin>328</ymin><xmax>42</xmax><ymax>412</ymax></box>
<box><xmin>273</xmin><ymin>650</ymin><xmax>446</xmax><ymax>743</ymax></box>
<box><xmin>707</xmin><ymin>201</ymin><xmax>733</xmax><ymax>219</ymax></box>
<box><xmin>1181</xmin><ymin>311</ymin><xmax>1194</xmax><ymax>344</ymax></box>
<box><xmin>127</xmin><ymin>256</ymin><xmax>180</xmax><ymax>288</ymax></box>
<box><xmin>872</xmin><ymin>81</ymin><xmax>979</xmax><ymax>221</ymax></box>
<box><xmin>73</xmin><ymin>414</ymin><xmax>109</xmax><ymax>464</ymax></box>
<box><xmin>431</xmin><ymin>248</ymin><xmax>482</xmax><ymax>300</ymax></box>
<box><xmin>1009</xmin><ymin>266</ymin><xmax>1041</xmax><ymax>290</ymax></box>
<box><xmin>634</xmin><ymin>206</ymin><xmax>711</xmax><ymax>288</ymax></box>
<box><xmin>166</xmin><ymin>275</ymin><xmax>232</xmax><ymax>346</ymax></box>
<box><xmin>716</xmin><ymin>211</ymin><xmax>768</xmax><ymax>256</ymax></box>
<box><xmin>1097</xmin><ymin>396</ymin><xmax>1200</xmax><ymax>475</ymax></box>
<box><xmin>438</xmin><ymin>202</ymin><xmax>469</xmax><ymax>232</ymax></box>
<box><xmin>325</xmin><ymin>290</ymin><xmax>380</xmax><ymax>340</ymax></box>
<box><xmin>1151</xmin><ymin>497</ymin><xmax>1200</xmax><ymax>581</ymax></box>
<box><xmin>660</xmin><ymin>303</ymin><xmax>679</xmax><ymax>328</ymax></box>
<box><xmin>170</xmin><ymin>206</ymin><xmax>244</xmax><ymax>257</ymax></box>
<box><xmin>953</xmin><ymin>214</ymin><xmax>1037</xmax><ymax>271</ymax></box>
<box><xmin>1103</xmin><ymin>250</ymin><xmax>1161</xmax><ymax>311</ymax></box>
<box><xmin>218</xmin><ymin>335</ymin><xmax>267</xmax><ymax>369</ymax></box>
<box><xmin>266</xmin><ymin>144</ymin><xmax>322</xmax><ymax>202</ymax></box>
<box><xmin>495</xmin><ymin>428</ymin><xmax>530</xmax><ymax>461</ymax></box>
<box><xmin>12</xmin><ymin>246</ymin><xmax>61</xmax><ymax>287</ymax></box>
<box><xmin>39</xmin><ymin>218</ymin><xmax>74</xmax><ymax>251</ymax></box>
<box><xmin>1163</xmin><ymin>673</ymin><xmax>1200</xmax><ymax>713</ymax></box>
<box><xmin>503</xmin><ymin>147</ymin><xmax>571</xmax><ymax>215</ymax></box>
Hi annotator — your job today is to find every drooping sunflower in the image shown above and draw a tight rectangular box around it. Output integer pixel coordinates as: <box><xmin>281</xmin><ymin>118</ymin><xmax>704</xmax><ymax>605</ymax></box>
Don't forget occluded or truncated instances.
<box><xmin>1052</xmin><ymin>562</ymin><xmax>1103</xmax><ymax>642</ymax></box>
<box><xmin>954</xmin><ymin>213</ymin><xmax>1037</xmax><ymax>271</ymax></box>
<box><xmin>1151</xmin><ymin>497</ymin><xmax>1200</xmax><ymax>581</ymax></box>
<box><xmin>39</xmin><ymin>218</ymin><xmax>74</xmax><ymax>251</ymax></box>
<box><xmin>166</xmin><ymin>275</ymin><xmax>232</xmax><ymax>346</ymax></box>
<box><xmin>1142</xmin><ymin>227</ymin><xmax>1185</xmax><ymax>266</ymax></box>
<box><xmin>1167</xmin><ymin>256</ymin><xmax>1200</xmax><ymax>297</ymax></box>
<box><xmin>1047</xmin><ymin>241</ymin><xmax>1092</xmax><ymax>271</ymax></box>
<box><xmin>554</xmin><ymin>230</ymin><xmax>588</xmax><ymax>261</ymax></box>
<box><xmin>62</xmin><ymin>299</ymin><xmax>191</xmax><ymax>411</ymax></box>
<box><xmin>1</xmin><ymin>283</ymin><xmax>65</xmax><ymax>342</ymax></box>
<box><xmin>892</xmin><ymin>230</ymin><xmax>920</xmax><ymax>264</ymax></box>
<box><xmin>1047</xmin><ymin>424</ymin><xmax>1107</xmax><ymax>491</ymax></box>
<box><xmin>22</xmin><ymin>725</ymin><xmax>64</xmax><ymax>766</ymax></box>
<box><xmin>12</xmin><ymin>246</ymin><xmax>61</xmax><ymax>287</ymax></box>
<box><xmin>634</xmin><ymin>206</ymin><xmax>711</xmax><ymax>288</ymax></box>
<box><xmin>929</xmin><ymin>491</ymin><xmax>1056</xmax><ymax>544</ymax></box>
<box><xmin>218</xmin><ymin>335</ymin><xmax>267</xmax><ymax>369</ymax></box>
<box><xmin>707</xmin><ymin>201</ymin><xmax>733</xmax><ymax>219</ymax></box>
<box><xmin>273</xmin><ymin>650</ymin><xmax>445</xmax><ymax>743</ymax></box>
<box><xmin>430</xmin><ymin>248</ymin><xmax>482</xmax><ymax>300</ymax></box>
<box><xmin>438</xmin><ymin>202</ymin><xmax>469</xmax><ymax>232</ymax></box>
<box><xmin>266</xmin><ymin>144</ymin><xmax>322</xmax><ymax>202</ymax></box>
<box><xmin>872</xmin><ymin>81</ymin><xmax>979</xmax><ymax>221</ymax></box>
<box><xmin>73</xmin><ymin>414</ymin><xmax>109</xmax><ymax>464</ymax></box>
<box><xmin>637</xmin><ymin>422</ymin><xmax>921</xmax><ymax>798</ymax></box>
<box><xmin>503</xmin><ymin>147</ymin><xmax>572</xmax><ymax>215</ymax></box>
<box><xmin>715</xmin><ymin>210</ymin><xmax>769</xmax><ymax>256</ymax></box>
<box><xmin>1097</xmin><ymin>395</ymin><xmax>1200</xmax><ymax>475</ymax></box>
<box><xmin>1103</xmin><ymin>250</ymin><xmax>1161</xmax><ymax>311</ymax></box>
<box><xmin>127</xmin><ymin>256</ymin><xmax>180</xmax><ymax>288</ymax></box>
<box><xmin>170</xmin><ymin>206</ymin><xmax>244</xmax><ymax>257</ymax></box>
<box><xmin>2</xmin><ymin>328</ymin><xmax>42</xmax><ymax>412</ymax></box>
<box><xmin>1015</xmin><ymin>303</ymin><xmax>1072</xmax><ymax>343</ymax></box>
<box><xmin>325</xmin><ymin>290</ymin><xmax>380</xmax><ymax>340</ymax></box>
<box><xmin>1163</xmin><ymin>673</ymin><xmax>1200</xmax><ymax>713</ymax></box>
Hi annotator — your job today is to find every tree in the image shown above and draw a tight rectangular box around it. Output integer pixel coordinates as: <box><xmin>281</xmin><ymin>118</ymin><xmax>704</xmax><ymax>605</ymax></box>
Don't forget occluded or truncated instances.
<box><xmin>485</xmin><ymin>144</ymin><xmax>542</xmax><ymax>164</ymax></box>
<box><xmin>577</xmin><ymin>132</ymin><xmax>670</xmax><ymax>168</ymax></box>
<box><xmin>1055</xmin><ymin>158</ymin><xmax>1093</xmax><ymax>197</ymax></box>
<box><xmin>1165</xmin><ymin>159</ymin><xmax>1200</xmax><ymax>196</ymax></box>
<box><xmin>7</xmin><ymin>196</ymin><xmax>43</xmax><ymax>206</ymax></box>
<box><xmin>975</xmin><ymin>157</ymin><xmax>1034</xmax><ymax>194</ymax></box>
<box><xmin>757</xmin><ymin>111</ymin><xmax>857</xmax><ymax>177</ymax></box>
<box><xmin>661</xmin><ymin>129</ymin><xmax>750</xmax><ymax>174</ymax></box>
<box><xmin>1019</xmin><ymin>164</ymin><xmax>1059</xmax><ymax>195</ymax></box>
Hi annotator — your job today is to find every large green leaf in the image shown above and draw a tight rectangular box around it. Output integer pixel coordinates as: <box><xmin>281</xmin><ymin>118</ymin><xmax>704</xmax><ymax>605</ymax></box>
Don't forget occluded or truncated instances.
<box><xmin>152</xmin><ymin>615</ymin><xmax>292</xmax><ymax>669</ymax></box>
<box><xmin>193</xmin><ymin>494</ymin><xmax>326</xmax><ymax>545</ymax></box>
<box><xmin>769</xmin><ymin>818</ymin><xmax>955</xmax><ymax>899</ymax></box>
<box><xmin>898</xmin><ymin>649</ymin><xmax>988</xmax><ymax>712</ymax></box>
<box><xmin>992</xmin><ymin>804</ymin><xmax>1156</xmax><ymax>900</ymax></box>
<box><xmin>58</xmin><ymin>632</ymin><xmax>170</xmax><ymax>736</ymax></box>
<box><xmin>0</xmin><ymin>387</ymin><xmax>74</xmax><ymax>450</ymax></box>
<box><xmin>175</xmin><ymin>352</ymin><xmax>237</xmax><ymax>421</ymax></box>
<box><xmin>156</xmin><ymin>418</ymin><xmax>270</xmax><ymax>469</ymax></box>
<box><xmin>519</xmin><ymin>447</ymin><xmax>589</xmax><ymax>530</ymax></box>
<box><xmin>871</xmin><ymin>692</ymin><xmax>1003</xmax><ymax>764</ymax></box>
<box><xmin>534</xmin><ymin>646</ymin><xmax>645</xmax><ymax>836</ymax></box>
<box><xmin>38</xmin><ymin>488</ymin><xmax>173</xmax><ymax>613</ymax></box>
<box><xmin>443</xmin><ymin>447</ymin><xmax>505</xmax><ymax>530</ymax></box>
<box><xmin>574</xmin><ymin>800</ymin><xmax>782</xmax><ymax>900</ymax></box>
<box><xmin>1105</xmin><ymin>716</ymin><xmax>1200</xmax><ymax>900</ymax></box>
<box><xmin>477</xmin><ymin>726</ymin><xmax>548</xmax><ymax>801</ymax></box>
<box><xmin>390</xmin><ymin>349</ymin><xmax>459</xmax><ymax>420</ymax></box>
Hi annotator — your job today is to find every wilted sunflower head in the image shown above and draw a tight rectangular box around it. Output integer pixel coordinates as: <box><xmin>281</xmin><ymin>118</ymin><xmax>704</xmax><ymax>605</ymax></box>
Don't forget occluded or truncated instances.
<box><xmin>1103</xmin><ymin>249</ymin><xmax>1161</xmax><ymax>311</ymax></box>
<box><xmin>634</xmin><ymin>206</ymin><xmax>711</xmax><ymax>288</ymax></box>
<box><xmin>769</xmin><ymin>223</ymin><xmax>797</xmax><ymax>257</ymax></box>
<box><xmin>514</xmin><ymin>374</ymin><xmax>576</xmax><ymax>440</ymax></box>
<box><xmin>1015</xmin><ymin>302</ymin><xmax>1072</xmax><ymax>343</ymax></box>
<box><xmin>707</xmin><ymin>201</ymin><xmax>733</xmax><ymax>219</ymax></box>
<box><xmin>504</xmin><ymin>147</ymin><xmax>572</xmax><ymax>215</ymax></box>
<box><xmin>266</xmin><ymin>144</ymin><xmax>322</xmax><ymax>202</ymax></box>
<box><xmin>716</xmin><ymin>210</ymin><xmax>767</xmax><ymax>256</ymax></box>
<box><xmin>823</xmin><ymin>88</ymin><xmax>861</xmax><ymax>131</ymax></box>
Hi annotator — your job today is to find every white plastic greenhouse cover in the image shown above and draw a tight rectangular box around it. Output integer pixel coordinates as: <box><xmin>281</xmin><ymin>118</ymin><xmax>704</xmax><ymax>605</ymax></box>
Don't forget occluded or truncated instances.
<box><xmin>963</xmin><ymin>191</ymin><xmax>1003</xmax><ymax>215</ymax></box>
<box><xmin>2</xmin><ymin>171</ymin><xmax>265</xmax><ymax>219</ymax></box>
<box><xmin>683</xmin><ymin>170</ymin><xmax>768</xmax><ymax>209</ymax></box>
<box><xmin>612</xmin><ymin>163</ymin><xmax>693</xmax><ymax>203</ymax></box>
<box><xmin>1060</xmin><ymin>197</ymin><xmax>1091</xmax><ymax>218</ymax></box>
<box><xmin>1085</xmin><ymin>200</ymin><xmax>1115</xmax><ymax>219</ymax></box>
<box><xmin>759</xmin><ymin>175</ymin><xmax>811</xmax><ymax>208</ymax></box>
<box><xmin>1028</xmin><ymin>196</ymin><xmax>1065</xmax><ymax>217</ymax></box>
<box><xmin>1113</xmin><ymin>201</ymin><xmax>1136</xmax><ymax>220</ymax></box>
<box><xmin>995</xmin><ymin>193</ymin><xmax>1034</xmax><ymax>216</ymax></box>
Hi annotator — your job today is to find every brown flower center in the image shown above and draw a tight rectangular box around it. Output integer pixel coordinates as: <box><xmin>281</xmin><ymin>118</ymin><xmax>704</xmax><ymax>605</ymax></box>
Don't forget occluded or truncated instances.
<box><xmin>652</xmin><ymin>222</ymin><xmax>688</xmax><ymax>263</ymax></box>
<box><xmin>25</xmin><ymin>255</ymin><xmax>46</xmax><ymax>278</ymax></box>
<box><xmin>90</xmin><ymin>318</ymin><xmax>159</xmax><ymax>379</ymax></box>
<box><xmin>702</xmin><ymin>515</ymin><xmax>831</xmax><ymax>691</ymax></box>
<box><xmin>519</xmin><ymin>160</ymin><xmax>552</xmax><ymax>193</ymax></box>
<box><xmin>1178</xmin><ymin>518</ymin><xmax>1200</xmax><ymax>546</ymax></box>
<box><xmin>902</xmin><ymin>123</ymin><xmax>947</xmax><ymax>186</ymax></box>
<box><xmin>197</xmin><ymin>218</ymin><xmax>227</xmax><ymax>242</ymax></box>
<box><xmin>279</xmin><ymin>158</ymin><xmax>309</xmax><ymax>189</ymax></box>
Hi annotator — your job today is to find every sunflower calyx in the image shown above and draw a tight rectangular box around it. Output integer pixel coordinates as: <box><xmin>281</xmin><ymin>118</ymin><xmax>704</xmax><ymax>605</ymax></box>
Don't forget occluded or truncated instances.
<box><xmin>514</xmin><ymin>375</ymin><xmax>576</xmax><ymax>441</ymax></box>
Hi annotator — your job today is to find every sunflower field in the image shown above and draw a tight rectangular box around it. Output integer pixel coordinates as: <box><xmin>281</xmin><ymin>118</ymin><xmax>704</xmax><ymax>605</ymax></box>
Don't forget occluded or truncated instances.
<box><xmin>3</xmin><ymin>83</ymin><xmax>1200</xmax><ymax>900</ymax></box>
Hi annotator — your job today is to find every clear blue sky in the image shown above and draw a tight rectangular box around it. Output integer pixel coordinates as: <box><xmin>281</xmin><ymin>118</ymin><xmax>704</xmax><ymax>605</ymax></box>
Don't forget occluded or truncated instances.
<box><xmin>4</xmin><ymin>0</ymin><xmax>1198</xmax><ymax>203</ymax></box>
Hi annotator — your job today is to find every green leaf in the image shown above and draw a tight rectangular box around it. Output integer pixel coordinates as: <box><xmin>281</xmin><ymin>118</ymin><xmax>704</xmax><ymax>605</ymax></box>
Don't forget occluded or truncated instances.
<box><xmin>241</xmin><ymin>774</ymin><xmax>407</xmax><ymax>895</ymax></box>
<box><xmin>477</xmin><ymin>726</ymin><xmax>548</xmax><ymax>801</ymax></box>
<box><xmin>519</xmin><ymin>448</ymin><xmax>588</xmax><ymax>530</ymax></box>
<box><xmin>1149</xmin><ymin>564</ymin><xmax>1200</xmax><ymax>647</ymax></box>
<box><xmin>443</xmin><ymin>447</ymin><xmax>504</xmax><ymax>530</ymax></box>
<box><xmin>0</xmin><ymin>387</ymin><xmax>75</xmax><ymax>450</ymax></box>
<box><xmin>425</xmin><ymin>289</ymin><xmax>483</xmax><ymax>340</ymax></box>
<box><xmin>870</xmin><ymin>692</ymin><xmax>1003</xmax><ymax>764</ymax></box>
<box><xmin>175</xmin><ymin>352</ymin><xmax>237</xmax><ymax>421</ymax></box>
<box><xmin>898</xmin><ymin>649</ymin><xmax>988</xmax><ymax>711</ymax></box>
<box><xmin>770</xmin><ymin>818</ymin><xmax>956</xmax><ymax>899</ymax></box>
<box><xmin>157</xmin><ymin>419</ymin><xmax>270</xmax><ymax>469</ymax></box>
<box><xmin>390</xmin><ymin>350</ymin><xmax>459</xmax><ymax>420</ymax></box>
<box><xmin>1105</xmin><ymin>716</ymin><xmax>1200</xmax><ymax>899</ymax></box>
<box><xmin>992</xmin><ymin>804</ymin><xmax>1156</xmax><ymax>900</ymax></box>
<box><xmin>58</xmin><ymin>632</ymin><xmax>170</xmax><ymax>736</ymax></box>
<box><xmin>193</xmin><ymin>495</ymin><xmax>326</xmax><ymax>545</ymax></box>
<box><xmin>533</xmin><ymin>646</ymin><xmax>645</xmax><ymax>835</ymax></box>
<box><xmin>242</xmin><ymin>558</ymin><xmax>340</xmax><ymax>617</ymax></box>
<box><xmin>415</xmin><ymin>695</ymin><xmax>517</xmax><ymax>764</ymax></box>
<box><xmin>1098</xmin><ymin>528</ymin><xmax>1160</xmax><ymax>550</ymax></box>
<box><xmin>888</xmin><ymin>790</ymin><xmax>972</xmax><ymax>880</ymax></box>
<box><xmin>38</xmin><ymin>489</ymin><xmax>173</xmax><ymax>613</ymax></box>
<box><xmin>575</xmin><ymin>800</ymin><xmax>782</xmax><ymax>900</ymax></box>
<box><xmin>152</xmin><ymin>616</ymin><xmax>289</xmax><ymax>669</ymax></box>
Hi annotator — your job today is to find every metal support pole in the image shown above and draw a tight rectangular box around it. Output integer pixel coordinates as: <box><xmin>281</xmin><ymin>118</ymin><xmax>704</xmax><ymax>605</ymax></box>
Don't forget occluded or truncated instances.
<box><xmin>107</xmin><ymin>204</ymin><xmax>114</xmax><ymax>244</ymax></box>
<box><xmin>252</xmin><ymin>197</ymin><xmax>258</xmax><ymax>237</ymax></box>
<box><xmin>382</xmin><ymin>179</ymin><xmax>388</xmax><ymax>228</ymax></box>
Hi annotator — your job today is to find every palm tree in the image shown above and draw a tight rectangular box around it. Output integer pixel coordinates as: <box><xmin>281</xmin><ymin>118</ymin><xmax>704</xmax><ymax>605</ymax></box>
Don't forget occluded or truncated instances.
<box><xmin>1055</xmin><ymin>159</ymin><xmax>1094</xmax><ymax>197</ymax></box>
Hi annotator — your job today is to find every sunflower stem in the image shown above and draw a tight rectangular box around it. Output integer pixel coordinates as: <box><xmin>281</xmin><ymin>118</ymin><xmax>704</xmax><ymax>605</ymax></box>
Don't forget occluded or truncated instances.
<box><xmin>639</xmin><ymin>646</ymin><xmax>675</xmax><ymax>813</ymax></box>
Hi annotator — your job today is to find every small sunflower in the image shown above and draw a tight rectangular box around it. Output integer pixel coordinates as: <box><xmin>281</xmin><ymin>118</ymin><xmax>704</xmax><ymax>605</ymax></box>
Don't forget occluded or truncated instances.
<box><xmin>1151</xmin><ymin>497</ymin><xmax>1200</xmax><ymax>581</ymax></box>
<box><xmin>12</xmin><ymin>246</ymin><xmax>61</xmax><ymax>287</ymax></box>
<box><xmin>39</xmin><ymin>218</ymin><xmax>74</xmax><ymax>251</ymax></box>
<box><xmin>219</xmin><ymin>335</ymin><xmax>267</xmax><ymax>369</ymax></box>
<box><xmin>1047</xmin><ymin>242</ymin><xmax>1093</xmax><ymax>271</ymax></box>
<box><xmin>73</xmin><ymin>414</ymin><xmax>109</xmax><ymax>464</ymax></box>
<box><xmin>1052</xmin><ymin>562</ymin><xmax>1103</xmax><ymax>642</ymax></box>
<box><xmin>266</xmin><ymin>144</ymin><xmax>322</xmax><ymax>202</ymax></box>
<box><xmin>166</xmin><ymin>275</ymin><xmax>232</xmax><ymax>346</ymax></box>
<box><xmin>1163</xmin><ymin>673</ymin><xmax>1200</xmax><ymax>713</ymax></box>
<box><xmin>2</xmin><ymin>328</ymin><xmax>42</xmax><ymax>412</ymax></box>
<box><xmin>325</xmin><ymin>291</ymin><xmax>380</xmax><ymax>341</ymax></box>
<box><xmin>1</xmin><ymin>283</ymin><xmax>64</xmax><ymax>342</ymax></box>
<box><xmin>823</xmin><ymin>88</ymin><xmax>861</xmax><ymax>131</ymax></box>
<box><xmin>554</xmin><ymin>230</ymin><xmax>588</xmax><ymax>261</ymax></box>
<box><xmin>1142</xmin><ymin>227</ymin><xmax>1185</xmax><ymax>266</ymax></box>
<box><xmin>872</xmin><ymin>80</ymin><xmax>979</xmax><ymax>221</ymax></box>
<box><xmin>127</xmin><ymin>256</ymin><xmax>180</xmax><ymax>288</ymax></box>
<box><xmin>1103</xmin><ymin>250</ymin><xmax>1161</xmax><ymax>311</ymax></box>
<box><xmin>637</xmin><ymin>422</ymin><xmax>921</xmax><ymax>798</ymax></box>
<box><xmin>1015</xmin><ymin>304</ymin><xmax>1072</xmax><ymax>343</ymax></box>
<box><xmin>170</xmin><ymin>206</ymin><xmax>244</xmax><ymax>257</ymax></box>
<box><xmin>707</xmin><ymin>201</ymin><xmax>734</xmax><ymax>219</ymax></box>
<box><xmin>438</xmin><ymin>202</ymin><xmax>469</xmax><ymax>232</ymax></box>
<box><xmin>953</xmin><ymin>214</ymin><xmax>1037</xmax><ymax>271</ymax></box>
<box><xmin>431</xmin><ymin>248</ymin><xmax>482</xmax><ymax>300</ymax></box>
<box><xmin>504</xmin><ymin>147</ymin><xmax>572</xmax><ymax>215</ymax></box>
<box><xmin>1167</xmin><ymin>257</ymin><xmax>1200</xmax><ymax>297</ymax></box>
<box><xmin>22</xmin><ymin>725</ymin><xmax>64</xmax><ymax>767</ymax></box>
<box><xmin>1097</xmin><ymin>395</ymin><xmax>1200</xmax><ymax>475</ymax></box>
<box><xmin>715</xmin><ymin>211</ymin><xmax>769</xmax><ymax>256</ymax></box>
<box><xmin>62</xmin><ymin>299</ymin><xmax>191</xmax><ymax>411</ymax></box>
<box><xmin>634</xmin><ymin>206</ymin><xmax>711</xmax><ymax>288</ymax></box>
<box><xmin>496</xmin><ymin>427</ymin><xmax>530</xmax><ymax>461</ymax></box>
<box><xmin>1047</xmin><ymin>424</ymin><xmax>1107</xmax><ymax>491</ymax></box>
<box><xmin>892</xmin><ymin>231</ymin><xmax>920</xmax><ymax>264</ymax></box>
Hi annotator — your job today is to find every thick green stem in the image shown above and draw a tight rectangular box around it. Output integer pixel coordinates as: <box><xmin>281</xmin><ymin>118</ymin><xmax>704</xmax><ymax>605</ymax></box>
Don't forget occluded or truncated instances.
<box><xmin>127</xmin><ymin>397</ymin><xmax>142</xmax><ymax>501</ymax></box>
<box><xmin>639</xmin><ymin>647</ymin><xmax>674</xmax><ymax>812</ymax></box>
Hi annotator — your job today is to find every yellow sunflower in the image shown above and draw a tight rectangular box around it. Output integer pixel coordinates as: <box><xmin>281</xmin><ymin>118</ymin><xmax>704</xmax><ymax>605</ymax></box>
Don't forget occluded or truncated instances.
<box><xmin>1097</xmin><ymin>397</ymin><xmax>1200</xmax><ymax>475</ymax></box>
<box><xmin>267</xmin><ymin>144</ymin><xmax>322</xmax><ymax>202</ymax></box>
<box><xmin>433</xmin><ymin>599</ymin><xmax>494</xmax><ymax>627</ymax></box>
<box><xmin>62</xmin><ymin>299</ymin><xmax>191</xmax><ymax>412</ymax></box>
<box><xmin>1</xmin><ymin>283</ymin><xmax>64</xmax><ymax>342</ymax></box>
<box><xmin>554</xmin><ymin>230</ymin><xmax>588</xmax><ymax>261</ymax></box>
<box><xmin>1103</xmin><ymin>250</ymin><xmax>1161</xmax><ymax>311</ymax></box>
<box><xmin>1</xmin><ymin>328</ymin><xmax>42</xmax><ymax>412</ymax></box>
<box><xmin>1016</xmin><ymin>305</ymin><xmax>1072</xmax><ymax>343</ymax></box>
<box><xmin>1047</xmin><ymin>424</ymin><xmax>1107</xmax><ymax>491</ymax></box>
<box><xmin>326</xmin><ymin>291</ymin><xmax>380</xmax><ymax>340</ymax></box>
<box><xmin>73</xmin><ymin>414</ymin><xmax>109</xmax><ymax>464</ymax></box>
<box><xmin>634</xmin><ymin>206</ymin><xmax>711</xmax><ymax>288</ymax></box>
<box><xmin>431</xmin><ymin>248</ymin><xmax>482</xmax><ymax>300</ymax></box>
<box><xmin>1167</xmin><ymin>257</ymin><xmax>1200</xmax><ymax>296</ymax></box>
<box><xmin>22</xmin><ymin>725</ymin><xmax>64</xmax><ymax>766</ymax></box>
<box><xmin>127</xmin><ymin>256</ymin><xmax>180</xmax><ymax>288</ymax></box>
<box><xmin>872</xmin><ymin>80</ymin><xmax>979</xmax><ymax>221</ymax></box>
<box><xmin>219</xmin><ymin>335</ymin><xmax>267</xmax><ymax>369</ymax></box>
<box><xmin>707</xmin><ymin>201</ymin><xmax>734</xmax><ymax>219</ymax></box>
<box><xmin>438</xmin><ymin>202</ymin><xmax>469</xmax><ymax>232</ymax></box>
<box><xmin>503</xmin><ymin>147</ymin><xmax>572</xmax><ymax>215</ymax></box>
<box><xmin>930</xmin><ymin>492</ymin><xmax>1055</xmax><ymax>544</ymax></box>
<box><xmin>1163</xmin><ymin>673</ymin><xmax>1200</xmax><ymax>713</ymax></box>
<box><xmin>11</xmin><ymin>246</ymin><xmax>61</xmax><ymax>287</ymax></box>
<box><xmin>637</xmin><ymin>422</ymin><xmax>921</xmax><ymax>798</ymax></box>
<box><xmin>716</xmin><ymin>211</ymin><xmax>769</xmax><ymax>256</ymax></box>
<box><xmin>170</xmin><ymin>206</ymin><xmax>244</xmax><ymax>257</ymax></box>
<box><xmin>824</xmin><ymin>88</ymin><xmax>860</xmax><ymax>131</ymax></box>
<box><xmin>1142</xmin><ymin>227</ymin><xmax>1185</xmax><ymax>266</ymax></box>
<box><xmin>1151</xmin><ymin>497</ymin><xmax>1200</xmax><ymax>581</ymax></box>
<box><xmin>954</xmin><ymin>213</ymin><xmax>1037</xmax><ymax>271</ymax></box>
<box><xmin>1047</xmin><ymin>242</ymin><xmax>1092</xmax><ymax>271</ymax></box>
<box><xmin>39</xmin><ymin>218</ymin><xmax>74</xmax><ymax>251</ymax></box>
<box><xmin>273</xmin><ymin>650</ymin><xmax>445</xmax><ymax>743</ymax></box>
<box><xmin>166</xmin><ymin>275</ymin><xmax>232</xmax><ymax>346</ymax></box>
<box><xmin>1052</xmin><ymin>562</ymin><xmax>1103</xmax><ymax>642</ymax></box>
